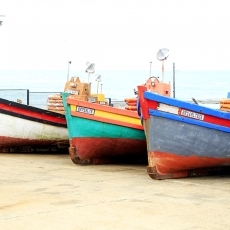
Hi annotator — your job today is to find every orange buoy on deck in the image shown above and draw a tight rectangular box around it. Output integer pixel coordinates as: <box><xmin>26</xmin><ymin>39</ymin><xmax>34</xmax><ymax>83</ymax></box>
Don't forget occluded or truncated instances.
<box><xmin>124</xmin><ymin>98</ymin><xmax>137</xmax><ymax>103</ymax></box>
<box><xmin>48</xmin><ymin>95</ymin><xmax>62</xmax><ymax>100</ymax></box>
<box><xmin>47</xmin><ymin>102</ymin><xmax>63</xmax><ymax>107</ymax></box>
<box><xmin>126</xmin><ymin>102</ymin><xmax>137</xmax><ymax>106</ymax></box>
<box><xmin>47</xmin><ymin>106</ymin><xmax>65</xmax><ymax>111</ymax></box>
<box><xmin>220</xmin><ymin>107</ymin><xmax>230</xmax><ymax>112</ymax></box>
<box><xmin>125</xmin><ymin>106</ymin><xmax>137</xmax><ymax>111</ymax></box>
<box><xmin>48</xmin><ymin>99</ymin><xmax>63</xmax><ymax>103</ymax></box>
<box><xmin>220</xmin><ymin>99</ymin><xmax>230</xmax><ymax>104</ymax></box>
<box><xmin>47</xmin><ymin>94</ymin><xmax>64</xmax><ymax>114</ymax></box>
<box><xmin>220</xmin><ymin>98</ymin><xmax>230</xmax><ymax>112</ymax></box>
<box><xmin>124</xmin><ymin>98</ymin><xmax>137</xmax><ymax>107</ymax></box>
<box><xmin>220</xmin><ymin>104</ymin><xmax>230</xmax><ymax>109</ymax></box>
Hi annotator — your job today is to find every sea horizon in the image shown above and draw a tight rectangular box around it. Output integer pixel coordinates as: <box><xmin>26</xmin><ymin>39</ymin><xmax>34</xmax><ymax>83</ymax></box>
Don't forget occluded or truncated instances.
<box><xmin>1</xmin><ymin>69</ymin><xmax>230</xmax><ymax>109</ymax></box>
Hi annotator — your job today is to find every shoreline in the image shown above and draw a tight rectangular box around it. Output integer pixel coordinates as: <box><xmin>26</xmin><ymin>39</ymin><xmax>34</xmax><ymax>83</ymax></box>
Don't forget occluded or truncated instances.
<box><xmin>1</xmin><ymin>153</ymin><xmax>229</xmax><ymax>230</ymax></box>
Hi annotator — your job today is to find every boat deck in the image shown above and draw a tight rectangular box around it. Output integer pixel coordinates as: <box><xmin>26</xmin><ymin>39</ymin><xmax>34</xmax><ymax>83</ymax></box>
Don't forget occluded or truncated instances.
<box><xmin>1</xmin><ymin>153</ymin><xmax>230</xmax><ymax>230</ymax></box>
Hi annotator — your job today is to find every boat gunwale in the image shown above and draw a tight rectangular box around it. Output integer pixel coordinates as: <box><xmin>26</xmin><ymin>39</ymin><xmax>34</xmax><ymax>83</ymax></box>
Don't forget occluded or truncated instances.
<box><xmin>144</xmin><ymin>91</ymin><xmax>230</xmax><ymax>120</ymax></box>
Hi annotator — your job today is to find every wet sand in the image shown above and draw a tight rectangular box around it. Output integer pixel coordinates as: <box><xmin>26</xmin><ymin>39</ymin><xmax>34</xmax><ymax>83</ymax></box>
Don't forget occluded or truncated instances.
<box><xmin>0</xmin><ymin>153</ymin><xmax>230</xmax><ymax>230</ymax></box>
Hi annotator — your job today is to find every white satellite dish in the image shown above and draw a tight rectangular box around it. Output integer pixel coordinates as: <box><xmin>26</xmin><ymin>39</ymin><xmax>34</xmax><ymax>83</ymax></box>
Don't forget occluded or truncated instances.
<box><xmin>157</xmin><ymin>48</ymin><xmax>169</xmax><ymax>61</ymax></box>
<box><xmin>85</xmin><ymin>62</ymin><xmax>95</xmax><ymax>74</ymax></box>
<box><xmin>95</xmin><ymin>75</ymin><xmax>102</xmax><ymax>94</ymax></box>
<box><xmin>85</xmin><ymin>62</ymin><xmax>95</xmax><ymax>84</ymax></box>
<box><xmin>95</xmin><ymin>75</ymin><xmax>101</xmax><ymax>82</ymax></box>
<box><xmin>156</xmin><ymin>48</ymin><xmax>169</xmax><ymax>82</ymax></box>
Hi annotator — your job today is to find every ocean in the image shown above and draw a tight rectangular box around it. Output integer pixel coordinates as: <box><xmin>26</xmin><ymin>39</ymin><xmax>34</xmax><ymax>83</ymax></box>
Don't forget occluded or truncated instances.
<box><xmin>0</xmin><ymin>69</ymin><xmax>230</xmax><ymax>109</ymax></box>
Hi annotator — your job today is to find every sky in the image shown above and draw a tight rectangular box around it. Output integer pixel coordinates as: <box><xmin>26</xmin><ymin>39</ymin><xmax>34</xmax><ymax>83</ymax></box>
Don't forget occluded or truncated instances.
<box><xmin>0</xmin><ymin>0</ymin><xmax>230</xmax><ymax>71</ymax></box>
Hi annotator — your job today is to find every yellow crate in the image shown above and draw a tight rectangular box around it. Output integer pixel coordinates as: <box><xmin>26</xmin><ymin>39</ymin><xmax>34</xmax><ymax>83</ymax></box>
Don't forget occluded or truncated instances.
<box><xmin>90</xmin><ymin>94</ymin><xmax>105</xmax><ymax>102</ymax></box>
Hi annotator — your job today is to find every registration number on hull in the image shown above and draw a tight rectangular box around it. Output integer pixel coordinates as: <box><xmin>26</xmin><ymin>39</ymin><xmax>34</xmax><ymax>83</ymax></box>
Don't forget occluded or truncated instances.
<box><xmin>180</xmin><ymin>109</ymin><xmax>204</xmax><ymax>120</ymax></box>
<box><xmin>76</xmin><ymin>106</ymin><xmax>95</xmax><ymax>115</ymax></box>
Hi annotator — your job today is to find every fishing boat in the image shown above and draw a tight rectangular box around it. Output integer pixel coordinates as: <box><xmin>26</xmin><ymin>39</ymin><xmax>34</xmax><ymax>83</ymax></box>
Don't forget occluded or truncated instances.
<box><xmin>0</xmin><ymin>77</ymin><xmax>87</xmax><ymax>153</ymax></box>
<box><xmin>137</xmin><ymin>85</ymin><xmax>230</xmax><ymax>179</ymax></box>
<box><xmin>63</xmin><ymin>73</ymin><xmax>171</xmax><ymax>164</ymax></box>
<box><xmin>0</xmin><ymin>97</ymin><xmax>68</xmax><ymax>152</ymax></box>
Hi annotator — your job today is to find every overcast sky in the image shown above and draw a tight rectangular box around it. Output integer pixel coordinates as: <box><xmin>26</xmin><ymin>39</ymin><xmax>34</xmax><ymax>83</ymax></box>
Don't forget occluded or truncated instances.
<box><xmin>0</xmin><ymin>0</ymin><xmax>230</xmax><ymax>71</ymax></box>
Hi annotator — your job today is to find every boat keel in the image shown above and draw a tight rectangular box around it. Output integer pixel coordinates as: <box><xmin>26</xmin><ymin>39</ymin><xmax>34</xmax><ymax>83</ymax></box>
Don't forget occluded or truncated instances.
<box><xmin>147</xmin><ymin>165</ymin><xmax>230</xmax><ymax>180</ymax></box>
<box><xmin>68</xmin><ymin>146</ymin><xmax>92</xmax><ymax>165</ymax></box>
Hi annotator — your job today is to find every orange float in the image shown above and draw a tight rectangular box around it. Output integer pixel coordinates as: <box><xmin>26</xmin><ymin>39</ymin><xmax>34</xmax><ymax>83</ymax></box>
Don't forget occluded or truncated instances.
<box><xmin>124</xmin><ymin>98</ymin><xmax>137</xmax><ymax>103</ymax></box>
<box><xmin>47</xmin><ymin>106</ymin><xmax>65</xmax><ymax>111</ymax></box>
<box><xmin>125</xmin><ymin>106</ymin><xmax>137</xmax><ymax>111</ymax></box>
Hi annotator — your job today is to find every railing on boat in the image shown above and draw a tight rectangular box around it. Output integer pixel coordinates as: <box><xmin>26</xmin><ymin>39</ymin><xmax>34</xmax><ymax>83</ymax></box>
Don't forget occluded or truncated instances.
<box><xmin>0</xmin><ymin>89</ymin><xmax>113</xmax><ymax>109</ymax></box>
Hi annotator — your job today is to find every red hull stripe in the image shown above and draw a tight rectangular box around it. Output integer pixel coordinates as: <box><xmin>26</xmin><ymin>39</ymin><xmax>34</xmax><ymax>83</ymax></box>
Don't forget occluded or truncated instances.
<box><xmin>0</xmin><ymin>102</ymin><xmax>66</xmax><ymax>126</ymax></box>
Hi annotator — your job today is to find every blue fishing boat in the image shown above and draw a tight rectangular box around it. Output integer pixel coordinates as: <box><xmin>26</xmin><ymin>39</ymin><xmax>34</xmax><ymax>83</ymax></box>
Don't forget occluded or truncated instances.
<box><xmin>138</xmin><ymin>85</ymin><xmax>230</xmax><ymax>179</ymax></box>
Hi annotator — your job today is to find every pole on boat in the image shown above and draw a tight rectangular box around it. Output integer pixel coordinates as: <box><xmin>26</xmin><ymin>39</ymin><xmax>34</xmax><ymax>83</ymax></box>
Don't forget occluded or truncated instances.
<box><xmin>173</xmin><ymin>63</ymin><xmax>175</xmax><ymax>98</ymax></box>
<box><xmin>67</xmin><ymin>61</ymin><xmax>71</xmax><ymax>82</ymax></box>
<box><xmin>157</xmin><ymin>48</ymin><xmax>169</xmax><ymax>82</ymax></box>
<box><xmin>85</xmin><ymin>62</ymin><xmax>95</xmax><ymax>84</ymax></box>
<box><xmin>95</xmin><ymin>75</ymin><xmax>102</xmax><ymax>95</ymax></box>
<box><xmin>149</xmin><ymin>62</ymin><xmax>152</xmax><ymax>78</ymax></box>
<box><xmin>101</xmin><ymin>84</ymin><xmax>102</xmax><ymax>94</ymax></box>
<box><xmin>162</xmin><ymin>60</ymin><xmax>164</xmax><ymax>82</ymax></box>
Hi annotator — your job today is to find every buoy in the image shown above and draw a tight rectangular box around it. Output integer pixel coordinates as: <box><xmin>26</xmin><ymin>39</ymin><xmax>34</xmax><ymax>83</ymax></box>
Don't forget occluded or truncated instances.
<box><xmin>47</xmin><ymin>102</ymin><xmax>63</xmax><ymax>107</ymax></box>
<box><xmin>220</xmin><ymin>104</ymin><xmax>230</xmax><ymax>109</ymax></box>
<box><xmin>220</xmin><ymin>99</ymin><xmax>230</xmax><ymax>104</ymax></box>
<box><xmin>47</xmin><ymin>106</ymin><xmax>65</xmax><ymax>111</ymax></box>
<box><xmin>126</xmin><ymin>102</ymin><xmax>137</xmax><ymax>106</ymax></box>
<box><xmin>47</xmin><ymin>99</ymin><xmax>63</xmax><ymax>103</ymax></box>
<box><xmin>48</xmin><ymin>95</ymin><xmax>62</xmax><ymax>100</ymax></box>
<box><xmin>125</xmin><ymin>106</ymin><xmax>137</xmax><ymax>111</ymax></box>
<box><xmin>124</xmin><ymin>98</ymin><xmax>137</xmax><ymax>103</ymax></box>
<box><xmin>220</xmin><ymin>107</ymin><xmax>230</xmax><ymax>112</ymax></box>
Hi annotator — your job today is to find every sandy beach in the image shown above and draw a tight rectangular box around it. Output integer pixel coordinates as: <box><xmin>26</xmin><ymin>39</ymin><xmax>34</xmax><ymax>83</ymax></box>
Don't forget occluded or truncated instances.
<box><xmin>0</xmin><ymin>152</ymin><xmax>230</xmax><ymax>230</ymax></box>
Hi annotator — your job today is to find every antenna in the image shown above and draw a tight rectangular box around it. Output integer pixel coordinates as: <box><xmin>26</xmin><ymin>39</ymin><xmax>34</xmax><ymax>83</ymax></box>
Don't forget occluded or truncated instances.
<box><xmin>149</xmin><ymin>62</ymin><xmax>152</xmax><ymax>78</ymax></box>
<box><xmin>95</xmin><ymin>75</ymin><xmax>102</xmax><ymax>94</ymax></box>
<box><xmin>85</xmin><ymin>62</ymin><xmax>95</xmax><ymax>84</ymax></box>
<box><xmin>157</xmin><ymin>48</ymin><xmax>169</xmax><ymax>82</ymax></box>
<box><xmin>67</xmin><ymin>61</ymin><xmax>71</xmax><ymax>82</ymax></box>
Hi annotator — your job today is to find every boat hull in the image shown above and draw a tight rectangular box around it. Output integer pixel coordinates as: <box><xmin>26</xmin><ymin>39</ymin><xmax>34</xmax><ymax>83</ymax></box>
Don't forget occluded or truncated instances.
<box><xmin>63</xmin><ymin>93</ymin><xmax>147</xmax><ymax>164</ymax></box>
<box><xmin>146</xmin><ymin>116</ymin><xmax>230</xmax><ymax>179</ymax></box>
<box><xmin>138</xmin><ymin>86</ymin><xmax>230</xmax><ymax>179</ymax></box>
<box><xmin>0</xmin><ymin>98</ymin><xmax>69</xmax><ymax>152</ymax></box>
<box><xmin>69</xmin><ymin>137</ymin><xmax>147</xmax><ymax>164</ymax></box>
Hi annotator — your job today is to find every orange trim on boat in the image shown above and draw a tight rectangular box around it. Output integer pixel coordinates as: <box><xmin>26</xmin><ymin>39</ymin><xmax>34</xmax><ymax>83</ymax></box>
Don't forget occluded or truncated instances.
<box><xmin>70</xmin><ymin>110</ymin><xmax>144</xmax><ymax>130</ymax></box>
<box><xmin>66</xmin><ymin>97</ymin><xmax>139</xmax><ymax>118</ymax></box>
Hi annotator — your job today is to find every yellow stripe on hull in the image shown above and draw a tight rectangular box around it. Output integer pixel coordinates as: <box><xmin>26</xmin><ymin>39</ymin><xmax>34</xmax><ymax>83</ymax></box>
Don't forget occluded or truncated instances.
<box><xmin>70</xmin><ymin>104</ymin><xmax>141</xmax><ymax>126</ymax></box>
